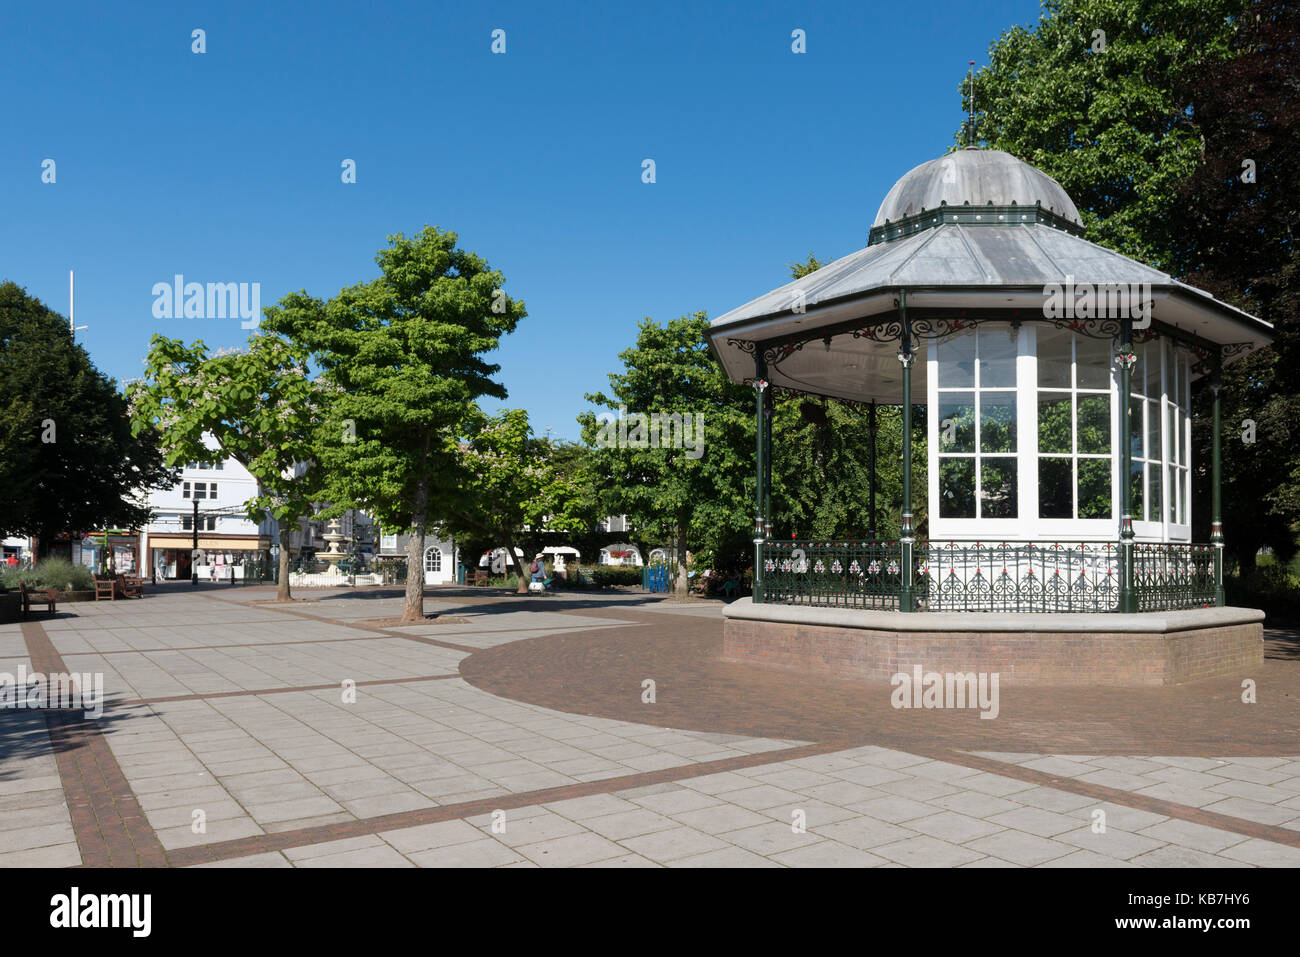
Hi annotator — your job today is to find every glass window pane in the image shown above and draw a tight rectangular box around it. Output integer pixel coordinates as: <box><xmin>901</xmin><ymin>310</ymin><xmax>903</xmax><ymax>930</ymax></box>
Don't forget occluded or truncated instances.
<box><xmin>1077</xmin><ymin>394</ymin><xmax>1110</xmax><ymax>455</ymax></box>
<box><xmin>939</xmin><ymin>458</ymin><xmax>976</xmax><ymax>518</ymax></box>
<box><xmin>1167</xmin><ymin>404</ymin><xmax>1178</xmax><ymax>466</ymax></box>
<box><xmin>978</xmin><ymin>328</ymin><xmax>1017</xmax><ymax>388</ymax></box>
<box><xmin>937</xmin><ymin>332</ymin><xmax>976</xmax><ymax>388</ymax></box>
<box><xmin>1037</xmin><ymin>326</ymin><xmax>1072</xmax><ymax>388</ymax></box>
<box><xmin>1149</xmin><ymin>463</ymin><xmax>1163</xmax><ymax>523</ymax></box>
<box><xmin>1075</xmin><ymin>336</ymin><xmax>1111</xmax><ymax>390</ymax></box>
<box><xmin>1180</xmin><ymin>406</ymin><xmax>1188</xmax><ymax>467</ymax></box>
<box><xmin>980</xmin><ymin>458</ymin><xmax>1017</xmax><ymax>518</ymax></box>
<box><xmin>1039</xmin><ymin>457</ymin><xmax>1072</xmax><ymax>519</ymax></box>
<box><xmin>1129</xmin><ymin>397</ymin><xmax>1144</xmax><ymax>460</ymax></box>
<box><xmin>1148</xmin><ymin>400</ymin><xmax>1161</xmax><ymax>463</ymax></box>
<box><xmin>1179</xmin><ymin>468</ymin><xmax>1188</xmax><ymax>524</ymax></box>
<box><xmin>1130</xmin><ymin>462</ymin><xmax>1144</xmax><ymax>520</ymax></box>
<box><xmin>1136</xmin><ymin>343</ymin><xmax>1148</xmax><ymax>398</ymax></box>
<box><xmin>1077</xmin><ymin>458</ymin><xmax>1112</xmax><ymax>519</ymax></box>
<box><xmin>937</xmin><ymin>394</ymin><xmax>975</xmax><ymax>452</ymax></box>
<box><xmin>980</xmin><ymin>393</ymin><xmax>1016</xmax><ymax>453</ymax></box>
<box><xmin>1038</xmin><ymin>394</ymin><xmax>1072</xmax><ymax>454</ymax></box>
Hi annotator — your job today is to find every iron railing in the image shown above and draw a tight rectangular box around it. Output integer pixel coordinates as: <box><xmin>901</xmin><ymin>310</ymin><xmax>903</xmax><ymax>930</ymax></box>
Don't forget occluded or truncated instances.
<box><xmin>758</xmin><ymin>539</ymin><xmax>1220</xmax><ymax>613</ymax></box>
<box><xmin>1132</xmin><ymin>543</ymin><xmax>1217</xmax><ymax>611</ymax></box>
<box><xmin>762</xmin><ymin>541</ymin><xmax>906</xmax><ymax>609</ymax></box>
<box><xmin>921</xmin><ymin>542</ymin><xmax>1119</xmax><ymax>613</ymax></box>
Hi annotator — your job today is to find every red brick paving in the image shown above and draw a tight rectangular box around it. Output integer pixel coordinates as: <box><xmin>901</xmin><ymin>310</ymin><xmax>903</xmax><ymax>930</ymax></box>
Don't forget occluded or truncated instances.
<box><xmin>459</xmin><ymin>603</ymin><xmax>1300</xmax><ymax>756</ymax></box>
<box><xmin>20</xmin><ymin>621</ymin><xmax>167</xmax><ymax>867</ymax></box>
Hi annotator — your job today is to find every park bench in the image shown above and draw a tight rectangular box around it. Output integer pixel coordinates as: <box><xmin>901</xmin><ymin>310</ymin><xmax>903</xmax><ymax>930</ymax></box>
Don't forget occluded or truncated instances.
<box><xmin>119</xmin><ymin>574</ymin><xmax>143</xmax><ymax>599</ymax></box>
<box><xmin>18</xmin><ymin>581</ymin><xmax>57</xmax><ymax>618</ymax></box>
<box><xmin>469</xmin><ymin>568</ymin><xmax>491</xmax><ymax>586</ymax></box>
<box><xmin>94</xmin><ymin>575</ymin><xmax>116</xmax><ymax>601</ymax></box>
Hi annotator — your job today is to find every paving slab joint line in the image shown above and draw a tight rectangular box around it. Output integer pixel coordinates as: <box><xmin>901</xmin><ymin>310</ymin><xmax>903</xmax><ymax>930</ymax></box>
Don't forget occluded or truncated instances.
<box><xmin>931</xmin><ymin>745</ymin><xmax>1300</xmax><ymax>852</ymax></box>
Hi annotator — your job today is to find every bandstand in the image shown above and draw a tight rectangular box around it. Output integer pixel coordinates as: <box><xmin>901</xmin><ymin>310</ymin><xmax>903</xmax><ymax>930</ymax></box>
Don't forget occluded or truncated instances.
<box><xmin>709</xmin><ymin>148</ymin><xmax>1274</xmax><ymax>685</ymax></box>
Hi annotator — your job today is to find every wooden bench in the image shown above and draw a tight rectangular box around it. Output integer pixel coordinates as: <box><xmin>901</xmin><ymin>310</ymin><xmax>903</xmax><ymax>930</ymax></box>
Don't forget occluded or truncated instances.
<box><xmin>94</xmin><ymin>575</ymin><xmax>116</xmax><ymax>601</ymax></box>
<box><xmin>468</xmin><ymin>568</ymin><xmax>491</xmax><ymax>586</ymax></box>
<box><xmin>18</xmin><ymin>581</ymin><xmax>57</xmax><ymax>617</ymax></box>
<box><xmin>120</xmin><ymin>575</ymin><xmax>143</xmax><ymax>599</ymax></box>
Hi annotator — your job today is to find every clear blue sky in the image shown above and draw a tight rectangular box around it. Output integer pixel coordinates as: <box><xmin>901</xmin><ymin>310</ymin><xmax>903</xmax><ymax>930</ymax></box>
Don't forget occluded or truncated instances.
<box><xmin>4</xmin><ymin>0</ymin><xmax>1043</xmax><ymax>441</ymax></box>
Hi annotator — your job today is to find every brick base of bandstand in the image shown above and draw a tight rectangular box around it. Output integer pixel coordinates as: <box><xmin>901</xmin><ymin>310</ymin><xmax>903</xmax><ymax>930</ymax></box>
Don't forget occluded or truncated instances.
<box><xmin>721</xmin><ymin>599</ymin><xmax>1265</xmax><ymax>686</ymax></box>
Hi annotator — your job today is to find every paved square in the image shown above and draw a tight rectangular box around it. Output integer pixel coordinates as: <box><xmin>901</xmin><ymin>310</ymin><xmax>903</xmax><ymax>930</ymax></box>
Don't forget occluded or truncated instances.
<box><xmin>3</xmin><ymin>585</ymin><xmax>1298</xmax><ymax>867</ymax></box>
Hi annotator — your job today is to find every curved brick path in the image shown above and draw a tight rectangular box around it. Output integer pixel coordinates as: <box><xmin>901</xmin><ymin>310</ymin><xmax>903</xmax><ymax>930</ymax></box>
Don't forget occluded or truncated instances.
<box><xmin>460</xmin><ymin>602</ymin><xmax>1300</xmax><ymax>756</ymax></box>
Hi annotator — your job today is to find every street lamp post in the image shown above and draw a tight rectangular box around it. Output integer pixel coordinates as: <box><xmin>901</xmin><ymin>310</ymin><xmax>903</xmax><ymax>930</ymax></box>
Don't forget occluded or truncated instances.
<box><xmin>191</xmin><ymin>499</ymin><xmax>199</xmax><ymax>586</ymax></box>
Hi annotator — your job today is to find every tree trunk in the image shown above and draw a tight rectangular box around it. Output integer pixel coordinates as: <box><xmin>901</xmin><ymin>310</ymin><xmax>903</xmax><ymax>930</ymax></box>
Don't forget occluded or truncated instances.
<box><xmin>276</xmin><ymin>524</ymin><xmax>292</xmax><ymax>601</ymax></box>
<box><xmin>403</xmin><ymin>481</ymin><xmax>429</xmax><ymax>622</ymax></box>
<box><xmin>674</xmin><ymin>526</ymin><xmax>689</xmax><ymax>600</ymax></box>
<box><xmin>505</xmin><ymin>534</ymin><xmax>529</xmax><ymax>594</ymax></box>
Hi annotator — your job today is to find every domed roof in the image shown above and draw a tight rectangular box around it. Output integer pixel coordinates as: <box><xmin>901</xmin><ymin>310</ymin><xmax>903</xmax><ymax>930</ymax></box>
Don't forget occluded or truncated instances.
<box><xmin>872</xmin><ymin>148</ymin><xmax>1082</xmax><ymax>228</ymax></box>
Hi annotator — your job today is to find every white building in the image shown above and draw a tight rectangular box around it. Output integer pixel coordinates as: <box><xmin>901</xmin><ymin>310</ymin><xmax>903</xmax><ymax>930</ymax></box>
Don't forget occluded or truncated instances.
<box><xmin>140</xmin><ymin>445</ymin><xmax>273</xmax><ymax>581</ymax></box>
<box><xmin>378</xmin><ymin>531</ymin><xmax>459</xmax><ymax>586</ymax></box>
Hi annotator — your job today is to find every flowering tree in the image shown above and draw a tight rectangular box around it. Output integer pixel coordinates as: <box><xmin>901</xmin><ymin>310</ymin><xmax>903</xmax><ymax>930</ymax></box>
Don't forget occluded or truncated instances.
<box><xmin>127</xmin><ymin>330</ymin><xmax>324</xmax><ymax>600</ymax></box>
<box><xmin>440</xmin><ymin>407</ymin><xmax>585</xmax><ymax>594</ymax></box>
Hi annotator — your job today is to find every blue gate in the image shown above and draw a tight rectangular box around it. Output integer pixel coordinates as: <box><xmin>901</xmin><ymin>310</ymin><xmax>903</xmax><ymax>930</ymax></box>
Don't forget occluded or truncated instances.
<box><xmin>645</xmin><ymin>565</ymin><xmax>669</xmax><ymax>593</ymax></box>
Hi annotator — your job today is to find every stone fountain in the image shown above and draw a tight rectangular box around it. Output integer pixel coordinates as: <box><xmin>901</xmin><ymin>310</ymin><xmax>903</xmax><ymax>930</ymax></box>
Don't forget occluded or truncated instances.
<box><xmin>320</xmin><ymin>519</ymin><xmax>347</xmax><ymax>576</ymax></box>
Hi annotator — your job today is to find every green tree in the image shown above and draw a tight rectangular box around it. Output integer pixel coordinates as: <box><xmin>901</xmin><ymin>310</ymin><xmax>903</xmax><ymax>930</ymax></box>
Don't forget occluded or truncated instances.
<box><xmin>1173</xmin><ymin>0</ymin><xmax>1300</xmax><ymax>571</ymax></box>
<box><xmin>769</xmin><ymin>397</ymin><xmax>924</xmax><ymax>542</ymax></box>
<box><xmin>262</xmin><ymin>227</ymin><xmax>525</xmax><ymax>620</ymax></box>
<box><xmin>967</xmin><ymin>0</ymin><xmax>1300</xmax><ymax>571</ymax></box>
<box><xmin>441</xmin><ymin>408</ymin><xmax>586</xmax><ymax>593</ymax></box>
<box><xmin>0</xmin><ymin>281</ymin><xmax>175</xmax><ymax>552</ymax></box>
<box><xmin>128</xmin><ymin>330</ymin><xmax>324</xmax><ymax>599</ymax></box>
<box><xmin>788</xmin><ymin>253</ymin><xmax>829</xmax><ymax>279</ymax></box>
<box><xmin>962</xmin><ymin>0</ymin><xmax>1245</xmax><ymax>268</ymax></box>
<box><xmin>581</xmin><ymin>313</ymin><xmax>754</xmax><ymax>597</ymax></box>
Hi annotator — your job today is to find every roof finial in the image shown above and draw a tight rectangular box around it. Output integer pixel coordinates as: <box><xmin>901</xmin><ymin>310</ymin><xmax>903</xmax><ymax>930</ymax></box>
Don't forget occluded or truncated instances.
<box><xmin>967</xmin><ymin>60</ymin><xmax>976</xmax><ymax>148</ymax></box>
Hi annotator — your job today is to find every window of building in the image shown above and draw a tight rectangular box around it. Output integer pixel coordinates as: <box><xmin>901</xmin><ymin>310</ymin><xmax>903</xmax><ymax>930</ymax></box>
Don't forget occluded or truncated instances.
<box><xmin>183</xmin><ymin>482</ymin><xmax>218</xmax><ymax>500</ymax></box>
<box><xmin>1036</xmin><ymin>328</ymin><xmax>1113</xmax><ymax>521</ymax></box>
<box><xmin>936</xmin><ymin>327</ymin><xmax>1018</xmax><ymax>519</ymax></box>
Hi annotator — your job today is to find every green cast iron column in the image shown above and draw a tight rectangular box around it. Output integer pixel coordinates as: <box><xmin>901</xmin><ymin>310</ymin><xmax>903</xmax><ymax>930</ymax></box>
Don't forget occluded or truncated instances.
<box><xmin>868</xmin><ymin>400</ymin><xmax>878</xmax><ymax>541</ymax></box>
<box><xmin>898</xmin><ymin>291</ymin><xmax>915</xmax><ymax>612</ymax></box>
<box><xmin>1117</xmin><ymin>320</ymin><xmax>1137</xmax><ymax>612</ymax></box>
<box><xmin>753</xmin><ymin>352</ymin><xmax>769</xmax><ymax>603</ymax></box>
<box><xmin>1211</xmin><ymin>351</ymin><xmax>1225</xmax><ymax>606</ymax></box>
<box><xmin>764</xmin><ymin>386</ymin><xmax>773</xmax><ymax>533</ymax></box>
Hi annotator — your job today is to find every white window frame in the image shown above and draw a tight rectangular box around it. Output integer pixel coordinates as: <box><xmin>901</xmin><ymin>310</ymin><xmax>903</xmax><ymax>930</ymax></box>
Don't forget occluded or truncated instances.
<box><xmin>927</xmin><ymin>325</ymin><xmax>1190</xmax><ymax>544</ymax></box>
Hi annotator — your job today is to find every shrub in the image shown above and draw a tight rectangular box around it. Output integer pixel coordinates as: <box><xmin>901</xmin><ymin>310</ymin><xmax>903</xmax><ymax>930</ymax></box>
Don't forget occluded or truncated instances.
<box><xmin>591</xmin><ymin>565</ymin><xmax>644</xmax><ymax>588</ymax></box>
<box><xmin>1225</xmin><ymin>565</ymin><xmax>1300</xmax><ymax>623</ymax></box>
<box><xmin>0</xmin><ymin>558</ymin><xmax>95</xmax><ymax>592</ymax></box>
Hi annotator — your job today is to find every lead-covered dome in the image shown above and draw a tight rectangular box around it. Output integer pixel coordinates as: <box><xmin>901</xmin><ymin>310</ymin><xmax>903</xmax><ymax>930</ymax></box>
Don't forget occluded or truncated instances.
<box><xmin>872</xmin><ymin>148</ymin><xmax>1082</xmax><ymax>228</ymax></box>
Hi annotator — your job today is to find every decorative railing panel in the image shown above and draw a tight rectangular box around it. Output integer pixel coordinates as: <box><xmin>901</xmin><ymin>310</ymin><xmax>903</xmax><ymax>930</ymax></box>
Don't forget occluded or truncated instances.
<box><xmin>1132</xmin><ymin>543</ymin><xmax>1216</xmax><ymax>611</ymax></box>
<box><xmin>757</xmin><ymin>540</ymin><xmax>1220</xmax><ymax>613</ymax></box>
<box><xmin>761</xmin><ymin>541</ymin><xmax>905</xmax><ymax>609</ymax></box>
<box><xmin>920</xmin><ymin>542</ymin><xmax>1118</xmax><ymax>613</ymax></box>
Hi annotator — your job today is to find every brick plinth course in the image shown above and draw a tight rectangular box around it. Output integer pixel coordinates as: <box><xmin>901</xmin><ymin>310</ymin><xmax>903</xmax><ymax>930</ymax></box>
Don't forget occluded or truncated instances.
<box><xmin>720</xmin><ymin>602</ymin><xmax>1264</xmax><ymax>686</ymax></box>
